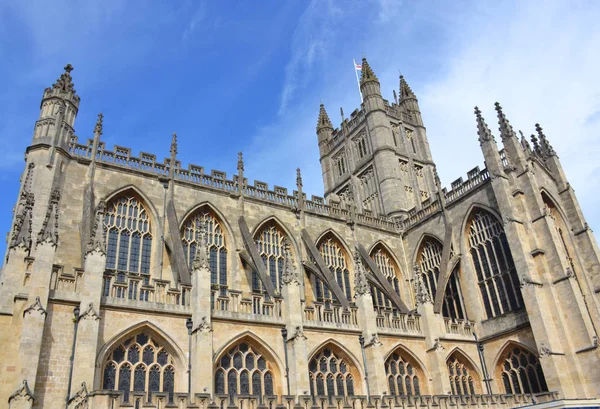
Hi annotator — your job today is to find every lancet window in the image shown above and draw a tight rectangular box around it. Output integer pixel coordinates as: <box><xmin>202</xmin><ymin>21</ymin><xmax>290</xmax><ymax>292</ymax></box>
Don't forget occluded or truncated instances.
<box><xmin>467</xmin><ymin>210</ymin><xmax>523</xmax><ymax>318</ymax></box>
<box><xmin>370</xmin><ymin>246</ymin><xmax>402</xmax><ymax>310</ymax></box>
<box><xmin>314</xmin><ymin>236</ymin><xmax>351</xmax><ymax>304</ymax></box>
<box><xmin>333</xmin><ymin>151</ymin><xmax>347</xmax><ymax>177</ymax></box>
<box><xmin>417</xmin><ymin>239</ymin><xmax>465</xmax><ymax>320</ymax></box>
<box><xmin>447</xmin><ymin>354</ymin><xmax>476</xmax><ymax>396</ymax></box>
<box><xmin>385</xmin><ymin>351</ymin><xmax>421</xmax><ymax>396</ymax></box>
<box><xmin>309</xmin><ymin>348</ymin><xmax>355</xmax><ymax>396</ymax></box>
<box><xmin>102</xmin><ymin>332</ymin><xmax>176</xmax><ymax>403</ymax></box>
<box><xmin>500</xmin><ymin>346</ymin><xmax>548</xmax><ymax>394</ymax></box>
<box><xmin>355</xmin><ymin>134</ymin><xmax>368</xmax><ymax>159</ymax></box>
<box><xmin>181</xmin><ymin>209</ymin><xmax>227</xmax><ymax>296</ymax></box>
<box><xmin>253</xmin><ymin>222</ymin><xmax>286</xmax><ymax>293</ymax></box>
<box><xmin>215</xmin><ymin>343</ymin><xmax>275</xmax><ymax>396</ymax></box>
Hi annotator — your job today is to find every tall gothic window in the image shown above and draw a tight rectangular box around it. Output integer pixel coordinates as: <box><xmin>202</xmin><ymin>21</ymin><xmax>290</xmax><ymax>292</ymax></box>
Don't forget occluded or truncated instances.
<box><xmin>254</xmin><ymin>222</ymin><xmax>286</xmax><ymax>293</ymax></box>
<box><xmin>215</xmin><ymin>342</ymin><xmax>275</xmax><ymax>396</ymax></box>
<box><xmin>467</xmin><ymin>210</ymin><xmax>523</xmax><ymax>318</ymax></box>
<box><xmin>543</xmin><ymin>196</ymin><xmax>577</xmax><ymax>274</ymax></box>
<box><xmin>447</xmin><ymin>354</ymin><xmax>477</xmax><ymax>396</ymax></box>
<box><xmin>104</xmin><ymin>195</ymin><xmax>153</xmax><ymax>283</ymax></box>
<box><xmin>181</xmin><ymin>208</ymin><xmax>227</xmax><ymax>295</ymax></box>
<box><xmin>500</xmin><ymin>346</ymin><xmax>548</xmax><ymax>394</ymax></box>
<box><xmin>385</xmin><ymin>350</ymin><xmax>421</xmax><ymax>396</ymax></box>
<box><xmin>370</xmin><ymin>245</ymin><xmax>402</xmax><ymax>310</ymax></box>
<box><xmin>417</xmin><ymin>239</ymin><xmax>466</xmax><ymax>320</ymax></box>
<box><xmin>314</xmin><ymin>236</ymin><xmax>351</xmax><ymax>304</ymax></box>
<box><xmin>102</xmin><ymin>331</ymin><xmax>176</xmax><ymax>403</ymax></box>
<box><xmin>309</xmin><ymin>347</ymin><xmax>356</xmax><ymax>396</ymax></box>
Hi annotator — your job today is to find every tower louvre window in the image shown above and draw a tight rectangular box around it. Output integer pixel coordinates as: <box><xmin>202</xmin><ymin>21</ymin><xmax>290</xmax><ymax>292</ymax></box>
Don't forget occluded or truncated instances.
<box><xmin>467</xmin><ymin>210</ymin><xmax>523</xmax><ymax>318</ymax></box>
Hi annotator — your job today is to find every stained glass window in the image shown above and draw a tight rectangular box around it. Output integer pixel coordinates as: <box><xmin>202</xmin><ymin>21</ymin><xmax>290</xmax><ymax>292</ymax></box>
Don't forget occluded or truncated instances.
<box><xmin>385</xmin><ymin>351</ymin><xmax>422</xmax><ymax>396</ymax></box>
<box><xmin>500</xmin><ymin>346</ymin><xmax>548</xmax><ymax>394</ymax></box>
<box><xmin>181</xmin><ymin>208</ymin><xmax>228</xmax><ymax>296</ymax></box>
<box><xmin>215</xmin><ymin>342</ymin><xmax>275</xmax><ymax>396</ymax></box>
<box><xmin>309</xmin><ymin>348</ymin><xmax>356</xmax><ymax>396</ymax></box>
<box><xmin>102</xmin><ymin>331</ymin><xmax>175</xmax><ymax>401</ymax></box>
<box><xmin>468</xmin><ymin>210</ymin><xmax>523</xmax><ymax>318</ymax></box>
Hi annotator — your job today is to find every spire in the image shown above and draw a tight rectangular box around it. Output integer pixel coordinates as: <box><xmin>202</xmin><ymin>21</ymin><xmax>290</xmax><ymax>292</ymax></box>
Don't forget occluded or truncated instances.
<box><xmin>86</xmin><ymin>200</ymin><xmax>107</xmax><ymax>255</ymax></box>
<box><xmin>494</xmin><ymin>102</ymin><xmax>517</xmax><ymax>141</ymax></box>
<box><xmin>316</xmin><ymin>104</ymin><xmax>333</xmax><ymax>132</ymax></box>
<box><xmin>52</xmin><ymin>64</ymin><xmax>76</xmax><ymax>94</ymax></box>
<box><xmin>475</xmin><ymin>106</ymin><xmax>494</xmax><ymax>144</ymax></box>
<box><xmin>399</xmin><ymin>75</ymin><xmax>416</xmax><ymax>100</ymax></box>
<box><xmin>94</xmin><ymin>113</ymin><xmax>103</xmax><ymax>137</ymax></box>
<box><xmin>360</xmin><ymin>57</ymin><xmax>378</xmax><ymax>84</ymax></box>
<box><xmin>535</xmin><ymin>123</ymin><xmax>556</xmax><ymax>157</ymax></box>
<box><xmin>353</xmin><ymin>251</ymin><xmax>370</xmax><ymax>297</ymax></box>
<box><xmin>192</xmin><ymin>222</ymin><xmax>209</xmax><ymax>271</ymax></box>
<box><xmin>37</xmin><ymin>188</ymin><xmax>61</xmax><ymax>246</ymax></box>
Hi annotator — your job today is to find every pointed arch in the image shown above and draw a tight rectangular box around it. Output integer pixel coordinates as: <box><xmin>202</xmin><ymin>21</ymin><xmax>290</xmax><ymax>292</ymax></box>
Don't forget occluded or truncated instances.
<box><xmin>384</xmin><ymin>344</ymin><xmax>429</xmax><ymax>395</ymax></box>
<box><xmin>463</xmin><ymin>205</ymin><xmax>524</xmax><ymax>318</ymax></box>
<box><xmin>308</xmin><ymin>339</ymin><xmax>363</xmax><ymax>396</ymax></box>
<box><xmin>95</xmin><ymin>321</ymin><xmax>186</xmax><ymax>394</ymax></box>
<box><xmin>493</xmin><ymin>341</ymin><xmax>548</xmax><ymax>394</ymax></box>
<box><xmin>446</xmin><ymin>348</ymin><xmax>482</xmax><ymax>396</ymax></box>
<box><xmin>412</xmin><ymin>233</ymin><xmax>444</xmax><ymax>266</ymax></box>
<box><xmin>368</xmin><ymin>241</ymin><xmax>405</xmax><ymax>310</ymax></box>
<box><xmin>315</xmin><ymin>228</ymin><xmax>353</xmax><ymax>257</ymax></box>
<box><xmin>459</xmin><ymin>202</ymin><xmax>503</xmax><ymax>255</ymax></box>
<box><xmin>251</xmin><ymin>215</ymin><xmax>300</xmax><ymax>255</ymax></box>
<box><xmin>179</xmin><ymin>201</ymin><xmax>236</xmax><ymax>249</ymax></box>
<box><xmin>214</xmin><ymin>331</ymin><xmax>283</xmax><ymax>396</ymax></box>
<box><xmin>314</xmin><ymin>230</ymin><xmax>353</xmax><ymax>303</ymax></box>
<box><xmin>103</xmin><ymin>185</ymin><xmax>161</xmax><ymax>228</ymax></box>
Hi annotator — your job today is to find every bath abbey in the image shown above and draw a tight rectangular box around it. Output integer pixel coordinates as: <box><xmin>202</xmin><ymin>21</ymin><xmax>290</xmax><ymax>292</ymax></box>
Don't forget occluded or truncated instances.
<box><xmin>1</xmin><ymin>59</ymin><xmax>600</xmax><ymax>409</ymax></box>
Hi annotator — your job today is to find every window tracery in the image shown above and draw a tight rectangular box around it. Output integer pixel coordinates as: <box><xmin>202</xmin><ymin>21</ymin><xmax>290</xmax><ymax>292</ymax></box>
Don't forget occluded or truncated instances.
<box><xmin>500</xmin><ymin>346</ymin><xmax>548</xmax><ymax>394</ymax></box>
<box><xmin>355</xmin><ymin>134</ymin><xmax>368</xmax><ymax>159</ymax></box>
<box><xmin>215</xmin><ymin>342</ymin><xmax>275</xmax><ymax>396</ymax></box>
<box><xmin>254</xmin><ymin>222</ymin><xmax>286</xmax><ymax>293</ymax></box>
<box><xmin>314</xmin><ymin>236</ymin><xmax>352</xmax><ymax>304</ymax></box>
<box><xmin>370</xmin><ymin>246</ymin><xmax>402</xmax><ymax>310</ymax></box>
<box><xmin>181</xmin><ymin>208</ymin><xmax>228</xmax><ymax>296</ymax></box>
<box><xmin>101</xmin><ymin>332</ymin><xmax>176</xmax><ymax>402</ymax></box>
<box><xmin>309</xmin><ymin>348</ymin><xmax>355</xmax><ymax>396</ymax></box>
<box><xmin>333</xmin><ymin>151</ymin><xmax>347</xmax><ymax>177</ymax></box>
<box><xmin>385</xmin><ymin>351</ymin><xmax>421</xmax><ymax>396</ymax></box>
<box><xmin>447</xmin><ymin>355</ymin><xmax>476</xmax><ymax>396</ymax></box>
<box><xmin>467</xmin><ymin>210</ymin><xmax>523</xmax><ymax>318</ymax></box>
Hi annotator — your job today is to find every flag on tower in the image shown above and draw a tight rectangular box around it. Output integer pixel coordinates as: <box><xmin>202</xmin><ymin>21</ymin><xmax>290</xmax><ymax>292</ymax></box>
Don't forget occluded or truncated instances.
<box><xmin>353</xmin><ymin>59</ymin><xmax>363</xmax><ymax>103</ymax></box>
<box><xmin>354</xmin><ymin>61</ymin><xmax>362</xmax><ymax>70</ymax></box>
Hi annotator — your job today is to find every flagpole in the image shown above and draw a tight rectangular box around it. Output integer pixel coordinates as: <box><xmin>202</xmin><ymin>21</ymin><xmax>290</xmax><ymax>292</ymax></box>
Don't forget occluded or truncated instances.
<box><xmin>353</xmin><ymin>58</ymin><xmax>363</xmax><ymax>103</ymax></box>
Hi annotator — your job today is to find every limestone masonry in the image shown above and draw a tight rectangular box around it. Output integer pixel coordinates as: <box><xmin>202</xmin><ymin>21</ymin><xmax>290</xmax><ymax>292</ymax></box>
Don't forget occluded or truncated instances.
<box><xmin>1</xmin><ymin>60</ymin><xmax>599</xmax><ymax>409</ymax></box>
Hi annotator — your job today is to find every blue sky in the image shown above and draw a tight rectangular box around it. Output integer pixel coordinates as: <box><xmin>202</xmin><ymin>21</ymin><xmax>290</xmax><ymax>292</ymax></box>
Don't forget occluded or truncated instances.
<box><xmin>0</xmin><ymin>0</ymin><xmax>599</xmax><ymax>257</ymax></box>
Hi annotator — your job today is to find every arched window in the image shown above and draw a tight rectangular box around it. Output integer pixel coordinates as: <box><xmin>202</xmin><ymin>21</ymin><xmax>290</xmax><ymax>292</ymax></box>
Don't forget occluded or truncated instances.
<box><xmin>499</xmin><ymin>346</ymin><xmax>548</xmax><ymax>394</ymax></box>
<box><xmin>104</xmin><ymin>195</ymin><xmax>153</xmax><ymax>285</ymax></box>
<box><xmin>385</xmin><ymin>350</ymin><xmax>422</xmax><ymax>396</ymax></box>
<box><xmin>370</xmin><ymin>245</ymin><xmax>402</xmax><ymax>310</ymax></box>
<box><xmin>543</xmin><ymin>195</ymin><xmax>577</xmax><ymax>274</ymax></box>
<box><xmin>314</xmin><ymin>235</ymin><xmax>352</xmax><ymax>304</ymax></box>
<box><xmin>417</xmin><ymin>239</ymin><xmax>465</xmax><ymax>320</ymax></box>
<box><xmin>447</xmin><ymin>354</ymin><xmax>477</xmax><ymax>396</ymax></box>
<box><xmin>467</xmin><ymin>210</ymin><xmax>523</xmax><ymax>318</ymax></box>
<box><xmin>254</xmin><ymin>222</ymin><xmax>287</xmax><ymax>293</ymax></box>
<box><xmin>181</xmin><ymin>208</ymin><xmax>227</xmax><ymax>296</ymax></box>
<box><xmin>215</xmin><ymin>342</ymin><xmax>275</xmax><ymax>396</ymax></box>
<box><xmin>101</xmin><ymin>331</ymin><xmax>176</xmax><ymax>403</ymax></box>
<box><xmin>309</xmin><ymin>347</ymin><xmax>356</xmax><ymax>396</ymax></box>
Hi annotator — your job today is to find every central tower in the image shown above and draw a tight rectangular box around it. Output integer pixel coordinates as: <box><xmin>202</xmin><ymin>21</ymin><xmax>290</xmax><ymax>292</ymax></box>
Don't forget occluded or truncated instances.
<box><xmin>317</xmin><ymin>58</ymin><xmax>437</xmax><ymax>219</ymax></box>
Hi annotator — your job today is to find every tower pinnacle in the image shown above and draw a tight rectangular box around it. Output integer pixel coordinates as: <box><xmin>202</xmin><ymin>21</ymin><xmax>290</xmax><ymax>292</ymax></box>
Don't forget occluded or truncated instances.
<box><xmin>399</xmin><ymin>75</ymin><xmax>416</xmax><ymax>100</ymax></box>
<box><xmin>535</xmin><ymin>123</ymin><xmax>556</xmax><ymax>157</ymax></box>
<box><xmin>94</xmin><ymin>113</ymin><xmax>103</xmax><ymax>136</ymax></box>
<box><xmin>170</xmin><ymin>132</ymin><xmax>178</xmax><ymax>156</ymax></box>
<box><xmin>475</xmin><ymin>106</ymin><xmax>494</xmax><ymax>144</ymax></box>
<box><xmin>360</xmin><ymin>57</ymin><xmax>378</xmax><ymax>84</ymax></box>
<box><xmin>494</xmin><ymin>102</ymin><xmax>517</xmax><ymax>140</ymax></box>
<box><xmin>316</xmin><ymin>104</ymin><xmax>333</xmax><ymax>132</ymax></box>
<box><xmin>52</xmin><ymin>64</ymin><xmax>77</xmax><ymax>94</ymax></box>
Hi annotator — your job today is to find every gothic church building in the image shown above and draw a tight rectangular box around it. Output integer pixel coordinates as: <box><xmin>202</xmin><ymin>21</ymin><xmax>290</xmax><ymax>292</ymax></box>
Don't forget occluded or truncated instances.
<box><xmin>1</xmin><ymin>60</ymin><xmax>599</xmax><ymax>409</ymax></box>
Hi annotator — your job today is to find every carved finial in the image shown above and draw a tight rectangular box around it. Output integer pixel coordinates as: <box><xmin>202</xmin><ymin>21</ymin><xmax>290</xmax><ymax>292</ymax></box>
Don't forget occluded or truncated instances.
<box><xmin>87</xmin><ymin>200</ymin><xmax>107</xmax><ymax>255</ymax></box>
<box><xmin>519</xmin><ymin>130</ymin><xmax>532</xmax><ymax>154</ymax></box>
<box><xmin>530</xmin><ymin>133</ymin><xmax>541</xmax><ymax>154</ymax></box>
<box><xmin>475</xmin><ymin>106</ymin><xmax>494</xmax><ymax>144</ymax></box>
<box><xmin>64</xmin><ymin>64</ymin><xmax>74</xmax><ymax>73</ymax></box>
<box><xmin>494</xmin><ymin>102</ymin><xmax>517</xmax><ymax>141</ymax></box>
<box><xmin>281</xmin><ymin>238</ymin><xmax>300</xmax><ymax>286</ymax></box>
<box><xmin>10</xmin><ymin>191</ymin><xmax>34</xmax><ymax>251</ymax></box>
<box><xmin>399</xmin><ymin>75</ymin><xmax>416</xmax><ymax>100</ymax></box>
<box><xmin>296</xmin><ymin>168</ymin><xmax>303</xmax><ymax>189</ymax></box>
<box><xmin>535</xmin><ymin>123</ymin><xmax>556</xmax><ymax>157</ymax></box>
<box><xmin>317</xmin><ymin>103</ymin><xmax>333</xmax><ymax>132</ymax></box>
<box><xmin>360</xmin><ymin>57</ymin><xmax>378</xmax><ymax>83</ymax></box>
<box><xmin>192</xmin><ymin>222</ymin><xmax>209</xmax><ymax>271</ymax></box>
<box><xmin>52</xmin><ymin>64</ymin><xmax>76</xmax><ymax>94</ymax></box>
<box><xmin>94</xmin><ymin>113</ymin><xmax>103</xmax><ymax>136</ymax></box>
<box><xmin>170</xmin><ymin>132</ymin><xmax>178</xmax><ymax>156</ymax></box>
<box><xmin>413</xmin><ymin>264</ymin><xmax>432</xmax><ymax>306</ymax></box>
<box><xmin>238</xmin><ymin>151</ymin><xmax>244</xmax><ymax>173</ymax></box>
<box><xmin>37</xmin><ymin>188</ymin><xmax>60</xmax><ymax>246</ymax></box>
<box><xmin>353</xmin><ymin>251</ymin><xmax>370</xmax><ymax>297</ymax></box>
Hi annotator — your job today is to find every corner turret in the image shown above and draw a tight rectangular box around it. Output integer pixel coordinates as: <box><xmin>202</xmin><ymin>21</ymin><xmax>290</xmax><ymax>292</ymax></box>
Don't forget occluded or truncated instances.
<box><xmin>316</xmin><ymin>104</ymin><xmax>333</xmax><ymax>158</ymax></box>
<box><xmin>359</xmin><ymin>58</ymin><xmax>383</xmax><ymax>110</ymax></box>
<box><xmin>399</xmin><ymin>75</ymin><xmax>423</xmax><ymax>126</ymax></box>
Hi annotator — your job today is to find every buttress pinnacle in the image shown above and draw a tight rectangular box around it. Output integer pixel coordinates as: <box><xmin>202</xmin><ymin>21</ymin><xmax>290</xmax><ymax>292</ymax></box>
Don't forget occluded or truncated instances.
<box><xmin>494</xmin><ymin>102</ymin><xmax>517</xmax><ymax>140</ymax></box>
<box><xmin>94</xmin><ymin>113</ymin><xmax>103</xmax><ymax>136</ymax></box>
<box><xmin>316</xmin><ymin>104</ymin><xmax>333</xmax><ymax>132</ymax></box>
<box><xmin>475</xmin><ymin>106</ymin><xmax>494</xmax><ymax>144</ymax></box>
<box><xmin>399</xmin><ymin>75</ymin><xmax>416</xmax><ymax>100</ymax></box>
<box><xmin>535</xmin><ymin>123</ymin><xmax>556</xmax><ymax>157</ymax></box>
<box><xmin>360</xmin><ymin>58</ymin><xmax>378</xmax><ymax>84</ymax></box>
<box><xmin>170</xmin><ymin>132</ymin><xmax>178</xmax><ymax>156</ymax></box>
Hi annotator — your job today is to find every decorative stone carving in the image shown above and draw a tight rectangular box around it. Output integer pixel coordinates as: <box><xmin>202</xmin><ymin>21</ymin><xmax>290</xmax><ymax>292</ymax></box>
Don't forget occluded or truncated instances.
<box><xmin>8</xmin><ymin>380</ymin><xmax>34</xmax><ymax>405</ymax></box>
<box><xmin>68</xmin><ymin>382</ymin><xmax>89</xmax><ymax>409</ymax></box>
<box><xmin>432</xmin><ymin>338</ymin><xmax>445</xmax><ymax>351</ymax></box>
<box><xmin>37</xmin><ymin>188</ymin><xmax>61</xmax><ymax>246</ymax></box>
<box><xmin>53</xmin><ymin>64</ymin><xmax>76</xmax><ymax>93</ymax></box>
<box><xmin>288</xmin><ymin>326</ymin><xmax>307</xmax><ymax>342</ymax></box>
<box><xmin>538</xmin><ymin>343</ymin><xmax>552</xmax><ymax>358</ymax></box>
<box><xmin>195</xmin><ymin>316</ymin><xmax>212</xmax><ymax>333</ymax></box>
<box><xmin>192</xmin><ymin>223</ymin><xmax>209</xmax><ymax>271</ymax></box>
<box><xmin>10</xmin><ymin>191</ymin><xmax>34</xmax><ymax>251</ymax></box>
<box><xmin>78</xmin><ymin>303</ymin><xmax>100</xmax><ymax>322</ymax></box>
<box><xmin>23</xmin><ymin>296</ymin><xmax>47</xmax><ymax>318</ymax></box>
<box><xmin>353</xmin><ymin>251</ymin><xmax>370</xmax><ymax>297</ymax></box>
<box><xmin>281</xmin><ymin>239</ymin><xmax>300</xmax><ymax>286</ymax></box>
<box><xmin>413</xmin><ymin>264</ymin><xmax>432</xmax><ymax>305</ymax></box>
<box><xmin>365</xmin><ymin>333</ymin><xmax>383</xmax><ymax>347</ymax></box>
<box><xmin>86</xmin><ymin>200</ymin><xmax>106</xmax><ymax>256</ymax></box>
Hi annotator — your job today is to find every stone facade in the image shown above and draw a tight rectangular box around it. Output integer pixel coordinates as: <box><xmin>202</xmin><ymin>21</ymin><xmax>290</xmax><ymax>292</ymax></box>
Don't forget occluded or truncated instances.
<box><xmin>1</xmin><ymin>61</ymin><xmax>599</xmax><ymax>409</ymax></box>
